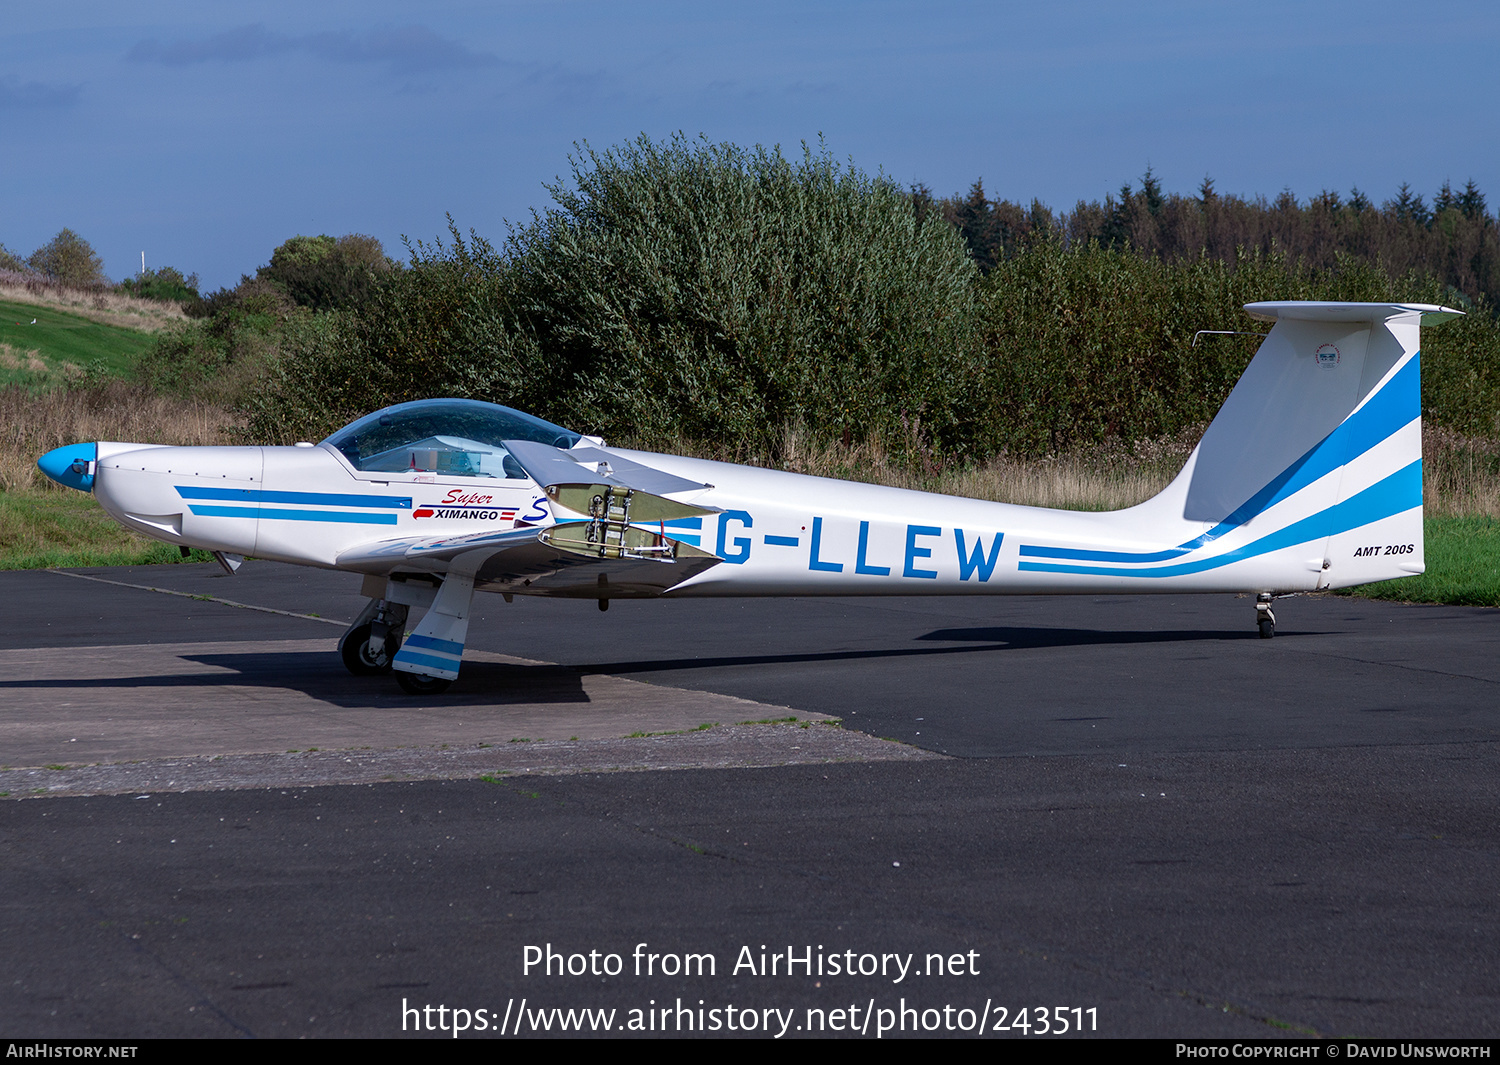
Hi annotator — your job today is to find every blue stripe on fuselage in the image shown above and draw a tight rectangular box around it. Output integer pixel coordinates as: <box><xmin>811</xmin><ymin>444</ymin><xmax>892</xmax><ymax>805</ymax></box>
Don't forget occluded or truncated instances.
<box><xmin>1017</xmin><ymin>460</ymin><xmax>1421</xmax><ymax>579</ymax></box>
<box><xmin>176</xmin><ymin>486</ymin><xmax>412</xmax><ymax>509</ymax></box>
<box><xmin>185</xmin><ymin>504</ymin><xmax>398</xmax><ymax>525</ymax></box>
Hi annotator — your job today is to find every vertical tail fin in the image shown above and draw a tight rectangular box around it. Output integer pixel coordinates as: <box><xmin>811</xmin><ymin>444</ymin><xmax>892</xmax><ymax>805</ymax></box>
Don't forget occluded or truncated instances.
<box><xmin>1176</xmin><ymin>301</ymin><xmax>1461</xmax><ymax>588</ymax></box>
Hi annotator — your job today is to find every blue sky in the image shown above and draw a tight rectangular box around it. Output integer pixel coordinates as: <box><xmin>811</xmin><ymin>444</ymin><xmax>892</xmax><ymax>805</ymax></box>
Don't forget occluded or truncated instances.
<box><xmin>6</xmin><ymin>1</ymin><xmax>1499</xmax><ymax>290</ymax></box>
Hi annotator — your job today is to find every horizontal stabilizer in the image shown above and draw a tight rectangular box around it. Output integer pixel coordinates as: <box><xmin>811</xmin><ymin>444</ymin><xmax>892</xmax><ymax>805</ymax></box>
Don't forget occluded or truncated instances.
<box><xmin>1243</xmin><ymin>301</ymin><xmax>1465</xmax><ymax>325</ymax></box>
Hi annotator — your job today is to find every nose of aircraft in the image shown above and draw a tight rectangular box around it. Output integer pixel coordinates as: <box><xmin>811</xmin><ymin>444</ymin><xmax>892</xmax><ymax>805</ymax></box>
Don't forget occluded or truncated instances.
<box><xmin>37</xmin><ymin>442</ymin><xmax>97</xmax><ymax>492</ymax></box>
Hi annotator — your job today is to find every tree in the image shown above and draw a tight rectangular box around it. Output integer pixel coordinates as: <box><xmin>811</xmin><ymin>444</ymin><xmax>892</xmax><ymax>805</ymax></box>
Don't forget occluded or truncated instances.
<box><xmin>950</xmin><ymin>179</ymin><xmax>996</xmax><ymax>271</ymax></box>
<box><xmin>1435</xmin><ymin>181</ymin><xmax>1459</xmax><ymax>215</ymax></box>
<box><xmin>1311</xmin><ymin>189</ymin><xmax>1342</xmax><ymax>214</ymax></box>
<box><xmin>1140</xmin><ymin>166</ymin><xmax>1164</xmax><ymax>216</ymax></box>
<box><xmin>908</xmin><ymin>182</ymin><xmax>937</xmax><ymax>229</ymax></box>
<box><xmin>27</xmin><ymin>228</ymin><xmax>106</xmax><ymax>287</ymax></box>
<box><xmin>1389</xmin><ymin>183</ymin><xmax>1431</xmax><ymax>227</ymax></box>
<box><xmin>1460</xmin><ymin>180</ymin><xmax>1488</xmax><ymax>221</ymax></box>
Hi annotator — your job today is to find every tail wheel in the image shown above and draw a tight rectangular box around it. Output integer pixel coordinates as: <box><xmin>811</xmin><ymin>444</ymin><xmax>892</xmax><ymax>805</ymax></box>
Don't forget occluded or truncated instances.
<box><xmin>340</xmin><ymin>623</ymin><xmax>399</xmax><ymax>675</ymax></box>
<box><xmin>395</xmin><ymin>670</ymin><xmax>452</xmax><ymax>695</ymax></box>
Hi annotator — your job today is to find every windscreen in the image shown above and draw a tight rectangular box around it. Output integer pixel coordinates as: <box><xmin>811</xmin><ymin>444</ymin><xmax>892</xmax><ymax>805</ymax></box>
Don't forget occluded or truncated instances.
<box><xmin>323</xmin><ymin>399</ymin><xmax>582</xmax><ymax>478</ymax></box>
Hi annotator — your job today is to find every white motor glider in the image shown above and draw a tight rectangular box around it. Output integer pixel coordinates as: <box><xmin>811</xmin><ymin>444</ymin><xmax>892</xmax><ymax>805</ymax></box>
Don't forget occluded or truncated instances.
<box><xmin>39</xmin><ymin>301</ymin><xmax>1460</xmax><ymax>693</ymax></box>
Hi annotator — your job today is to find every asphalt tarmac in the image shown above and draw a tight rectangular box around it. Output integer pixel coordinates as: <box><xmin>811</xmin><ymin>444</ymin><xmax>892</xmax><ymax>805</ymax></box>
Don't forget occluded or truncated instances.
<box><xmin>2</xmin><ymin>562</ymin><xmax>1498</xmax><ymax>1039</ymax></box>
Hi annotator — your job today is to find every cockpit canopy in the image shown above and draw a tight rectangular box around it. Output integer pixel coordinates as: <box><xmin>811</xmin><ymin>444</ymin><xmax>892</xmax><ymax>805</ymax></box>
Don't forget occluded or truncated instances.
<box><xmin>322</xmin><ymin>399</ymin><xmax>582</xmax><ymax>479</ymax></box>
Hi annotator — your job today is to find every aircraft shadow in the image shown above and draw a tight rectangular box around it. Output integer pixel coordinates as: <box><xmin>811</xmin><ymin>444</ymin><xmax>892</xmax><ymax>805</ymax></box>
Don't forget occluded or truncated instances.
<box><xmin>1</xmin><ymin>627</ymin><xmax>1326</xmax><ymax>701</ymax></box>
<box><xmin>564</xmin><ymin>624</ymin><xmax>1301</xmax><ymax>679</ymax></box>
<box><xmin>915</xmin><ymin>625</ymin><xmax>1285</xmax><ymax>646</ymax></box>
<box><xmin>0</xmin><ymin>651</ymin><xmax>591</xmax><ymax>708</ymax></box>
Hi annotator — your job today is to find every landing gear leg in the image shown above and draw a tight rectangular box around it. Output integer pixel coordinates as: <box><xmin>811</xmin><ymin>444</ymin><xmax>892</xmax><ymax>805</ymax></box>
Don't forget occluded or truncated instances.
<box><xmin>1256</xmin><ymin>593</ymin><xmax>1276</xmax><ymax>639</ymax></box>
<box><xmin>339</xmin><ymin>600</ymin><xmax>409</xmax><ymax>674</ymax></box>
<box><xmin>391</xmin><ymin>570</ymin><xmax>475</xmax><ymax>696</ymax></box>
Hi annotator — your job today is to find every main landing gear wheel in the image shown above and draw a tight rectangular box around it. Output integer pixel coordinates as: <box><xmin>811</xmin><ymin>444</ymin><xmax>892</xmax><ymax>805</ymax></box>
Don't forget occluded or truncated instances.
<box><xmin>1256</xmin><ymin>592</ymin><xmax>1276</xmax><ymax>640</ymax></box>
<box><xmin>340</xmin><ymin>623</ymin><xmax>398</xmax><ymax>675</ymax></box>
<box><xmin>395</xmin><ymin>671</ymin><xmax>452</xmax><ymax>696</ymax></box>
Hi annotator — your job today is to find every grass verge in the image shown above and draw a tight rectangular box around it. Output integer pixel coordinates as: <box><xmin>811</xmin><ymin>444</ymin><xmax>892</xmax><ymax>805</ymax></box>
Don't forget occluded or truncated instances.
<box><xmin>1341</xmin><ymin>516</ymin><xmax>1500</xmax><ymax>607</ymax></box>
<box><xmin>0</xmin><ymin>489</ymin><xmax>216</xmax><ymax>570</ymax></box>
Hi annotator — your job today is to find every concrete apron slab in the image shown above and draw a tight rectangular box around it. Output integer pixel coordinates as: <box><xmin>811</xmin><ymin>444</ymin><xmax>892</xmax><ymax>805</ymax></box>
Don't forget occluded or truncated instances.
<box><xmin>2</xmin><ymin>725</ymin><xmax>942</xmax><ymax>799</ymax></box>
<box><xmin>0</xmin><ymin>638</ymin><xmax>847</xmax><ymax>769</ymax></box>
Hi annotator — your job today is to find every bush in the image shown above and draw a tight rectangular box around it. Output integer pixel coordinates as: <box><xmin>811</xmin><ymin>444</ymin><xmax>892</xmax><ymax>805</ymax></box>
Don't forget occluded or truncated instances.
<box><xmin>256</xmin><ymin>233</ymin><xmax>392</xmax><ymax>311</ymax></box>
<box><xmin>973</xmin><ymin>243</ymin><xmax>1500</xmax><ymax>453</ymax></box>
<box><xmin>1420</xmin><ymin>291</ymin><xmax>1500</xmax><ymax>437</ymax></box>
<box><xmin>0</xmin><ymin>243</ymin><xmax>28</xmax><ymax>274</ymax></box>
<box><xmin>139</xmin><ymin>277</ymin><xmax>304</xmax><ymax>407</ymax></box>
<box><xmin>185</xmin><ymin>275</ymin><xmax>294</xmax><ymax>324</ymax></box>
<box><xmin>509</xmin><ymin>135</ymin><xmax>981</xmax><ymax>453</ymax></box>
<box><xmin>117</xmin><ymin>265</ymin><xmax>200</xmax><ymax>303</ymax></box>
<box><xmin>249</xmin><ymin>137</ymin><xmax>981</xmax><ymax>452</ymax></box>
<box><xmin>241</xmin><ymin>227</ymin><xmax>542</xmax><ymax>443</ymax></box>
<box><xmin>975</xmin><ymin>244</ymin><xmax>1397</xmax><ymax>453</ymax></box>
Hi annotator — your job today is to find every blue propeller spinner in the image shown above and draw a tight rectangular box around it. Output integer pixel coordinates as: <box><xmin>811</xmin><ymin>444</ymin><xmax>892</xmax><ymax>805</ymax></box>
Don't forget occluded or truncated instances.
<box><xmin>37</xmin><ymin>442</ymin><xmax>97</xmax><ymax>492</ymax></box>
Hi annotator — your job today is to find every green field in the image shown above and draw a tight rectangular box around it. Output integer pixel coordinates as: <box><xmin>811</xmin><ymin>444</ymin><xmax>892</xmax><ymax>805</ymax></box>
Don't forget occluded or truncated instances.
<box><xmin>0</xmin><ymin>299</ymin><xmax>155</xmax><ymax>385</ymax></box>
